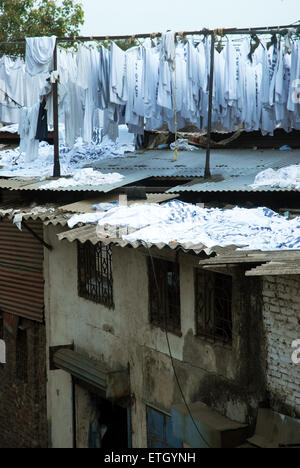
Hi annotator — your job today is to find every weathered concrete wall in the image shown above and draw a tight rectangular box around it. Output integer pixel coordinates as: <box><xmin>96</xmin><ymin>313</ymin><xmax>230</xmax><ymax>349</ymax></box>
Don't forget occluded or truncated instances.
<box><xmin>44</xmin><ymin>225</ymin><xmax>270</xmax><ymax>448</ymax></box>
<box><xmin>262</xmin><ymin>276</ymin><xmax>300</xmax><ymax>418</ymax></box>
<box><xmin>0</xmin><ymin>319</ymin><xmax>48</xmax><ymax>448</ymax></box>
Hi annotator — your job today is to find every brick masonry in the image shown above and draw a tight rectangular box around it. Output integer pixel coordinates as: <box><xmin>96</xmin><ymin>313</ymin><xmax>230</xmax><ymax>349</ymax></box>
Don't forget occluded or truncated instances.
<box><xmin>262</xmin><ymin>276</ymin><xmax>300</xmax><ymax>418</ymax></box>
<box><xmin>0</xmin><ymin>318</ymin><xmax>48</xmax><ymax>448</ymax></box>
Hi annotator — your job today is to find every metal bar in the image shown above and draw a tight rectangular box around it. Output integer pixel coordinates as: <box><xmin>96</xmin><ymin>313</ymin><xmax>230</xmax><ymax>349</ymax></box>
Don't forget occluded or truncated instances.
<box><xmin>0</xmin><ymin>23</ymin><xmax>298</xmax><ymax>47</ymax></box>
<box><xmin>54</xmin><ymin>24</ymin><xmax>299</xmax><ymax>42</ymax></box>
<box><xmin>52</xmin><ymin>41</ymin><xmax>60</xmax><ymax>178</ymax></box>
<box><xmin>22</xmin><ymin>221</ymin><xmax>53</xmax><ymax>251</ymax></box>
<box><xmin>205</xmin><ymin>33</ymin><xmax>215</xmax><ymax>179</ymax></box>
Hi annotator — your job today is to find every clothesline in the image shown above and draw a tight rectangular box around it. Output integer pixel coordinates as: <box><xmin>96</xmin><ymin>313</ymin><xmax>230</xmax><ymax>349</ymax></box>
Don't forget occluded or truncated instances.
<box><xmin>0</xmin><ymin>22</ymin><xmax>300</xmax><ymax>178</ymax></box>
<box><xmin>0</xmin><ymin>22</ymin><xmax>299</xmax><ymax>47</ymax></box>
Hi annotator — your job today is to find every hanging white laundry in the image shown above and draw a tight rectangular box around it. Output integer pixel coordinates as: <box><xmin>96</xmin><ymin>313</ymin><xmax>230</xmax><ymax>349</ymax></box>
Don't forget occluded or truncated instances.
<box><xmin>0</xmin><ymin>56</ymin><xmax>24</xmax><ymax>124</ymax></box>
<box><xmin>98</xmin><ymin>46</ymin><xmax>110</xmax><ymax>110</ymax></box>
<box><xmin>110</xmin><ymin>42</ymin><xmax>128</xmax><ymax>105</ymax></box>
<box><xmin>25</xmin><ymin>36</ymin><xmax>56</xmax><ymax>76</ymax></box>
<box><xmin>5</xmin><ymin>31</ymin><xmax>297</xmax><ymax>150</ymax></box>
<box><xmin>160</xmin><ymin>31</ymin><xmax>176</xmax><ymax>69</ymax></box>
<box><xmin>18</xmin><ymin>103</ymin><xmax>40</xmax><ymax>162</ymax></box>
<box><xmin>76</xmin><ymin>45</ymin><xmax>91</xmax><ymax>90</ymax></box>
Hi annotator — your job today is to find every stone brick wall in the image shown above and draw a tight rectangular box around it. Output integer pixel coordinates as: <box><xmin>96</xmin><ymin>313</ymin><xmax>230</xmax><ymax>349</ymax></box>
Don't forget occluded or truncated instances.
<box><xmin>262</xmin><ymin>276</ymin><xmax>300</xmax><ymax>418</ymax></box>
<box><xmin>0</xmin><ymin>318</ymin><xmax>48</xmax><ymax>448</ymax></box>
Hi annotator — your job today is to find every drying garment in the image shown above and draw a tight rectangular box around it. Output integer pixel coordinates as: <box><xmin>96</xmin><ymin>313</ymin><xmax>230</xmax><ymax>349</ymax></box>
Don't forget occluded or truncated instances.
<box><xmin>98</xmin><ymin>46</ymin><xmax>111</xmax><ymax>110</ymax></box>
<box><xmin>160</xmin><ymin>31</ymin><xmax>176</xmax><ymax>69</ymax></box>
<box><xmin>0</xmin><ymin>56</ymin><xmax>25</xmax><ymax>124</ymax></box>
<box><xmin>26</xmin><ymin>36</ymin><xmax>56</xmax><ymax>76</ymax></box>
<box><xmin>82</xmin><ymin>48</ymin><xmax>101</xmax><ymax>144</ymax></box>
<box><xmin>110</xmin><ymin>42</ymin><xmax>128</xmax><ymax>105</ymax></box>
<box><xmin>125</xmin><ymin>47</ymin><xmax>145</xmax><ymax>135</ymax></box>
<box><xmin>19</xmin><ymin>103</ymin><xmax>40</xmax><ymax>162</ymax></box>
<box><xmin>35</xmin><ymin>99</ymin><xmax>48</xmax><ymax>142</ymax></box>
<box><xmin>64</xmin><ymin>82</ymin><xmax>85</xmax><ymax>148</ymax></box>
<box><xmin>76</xmin><ymin>45</ymin><xmax>91</xmax><ymax>90</ymax></box>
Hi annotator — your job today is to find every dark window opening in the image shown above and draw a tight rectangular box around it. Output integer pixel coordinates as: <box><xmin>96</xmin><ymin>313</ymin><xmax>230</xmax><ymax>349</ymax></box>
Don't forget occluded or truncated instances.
<box><xmin>195</xmin><ymin>270</ymin><xmax>233</xmax><ymax>344</ymax></box>
<box><xmin>88</xmin><ymin>394</ymin><xmax>128</xmax><ymax>449</ymax></box>
<box><xmin>148</xmin><ymin>258</ymin><xmax>181</xmax><ymax>335</ymax></box>
<box><xmin>16</xmin><ymin>327</ymin><xmax>28</xmax><ymax>383</ymax></box>
<box><xmin>78</xmin><ymin>241</ymin><xmax>114</xmax><ymax>308</ymax></box>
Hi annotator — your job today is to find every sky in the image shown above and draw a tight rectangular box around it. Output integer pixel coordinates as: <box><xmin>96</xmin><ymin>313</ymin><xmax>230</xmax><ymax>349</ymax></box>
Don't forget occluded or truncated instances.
<box><xmin>79</xmin><ymin>0</ymin><xmax>300</xmax><ymax>36</ymax></box>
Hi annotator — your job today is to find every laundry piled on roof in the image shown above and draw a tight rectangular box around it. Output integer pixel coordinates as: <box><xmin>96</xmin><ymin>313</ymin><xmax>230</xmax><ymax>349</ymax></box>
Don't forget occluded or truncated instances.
<box><xmin>252</xmin><ymin>164</ymin><xmax>300</xmax><ymax>190</ymax></box>
<box><xmin>0</xmin><ymin>125</ymin><xmax>135</xmax><ymax>178</ymax></box>
<box><xmin>66</xmin><ymin>200</ymin><xmax>300</xmax><ymax>251</ymax></box>
<box><xmin>44</xmin><ymin>168</ymin><xmax>124</xmax><ymax>189</ymax></box>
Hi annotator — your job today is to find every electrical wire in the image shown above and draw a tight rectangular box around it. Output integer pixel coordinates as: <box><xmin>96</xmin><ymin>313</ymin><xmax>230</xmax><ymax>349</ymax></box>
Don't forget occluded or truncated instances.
<box><xmin>144</xmin><ymin>242</ymin><xmax>212</xmax><ymax>449</ymax></box>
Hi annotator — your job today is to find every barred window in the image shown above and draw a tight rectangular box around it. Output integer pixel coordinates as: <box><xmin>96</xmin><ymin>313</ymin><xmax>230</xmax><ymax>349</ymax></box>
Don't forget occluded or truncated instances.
<box><xmin>148</xmin><ymin>258</ymin><xmax>181</xmax><ymax>335</ymax></box>
<box><xmin>195</xmin><ymin>270</ymin><xmax>233</xmax><ymax>345</ymax></box>
<box><xmin>78</xmin><ymin>241</ymin><xmax>114</xmax><ymax>308</ymax></box>
<box><xmin>16</xmin><ymin>327</ymin><xmax>28</xmax><ymax>383</ymax></box>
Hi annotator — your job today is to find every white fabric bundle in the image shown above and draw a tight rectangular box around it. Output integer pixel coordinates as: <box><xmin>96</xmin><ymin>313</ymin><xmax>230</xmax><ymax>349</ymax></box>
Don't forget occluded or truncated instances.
<box><xmin>26</xmin><ymin>36</ymin><xmax>57</xmax><ymax>76</ymax></box>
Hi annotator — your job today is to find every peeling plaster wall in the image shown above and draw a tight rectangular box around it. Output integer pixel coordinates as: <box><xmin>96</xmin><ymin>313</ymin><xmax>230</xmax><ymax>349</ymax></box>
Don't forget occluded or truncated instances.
<box><xmin>44</xmin><ymin>225</ymin><xmax>274</xmax><ymax>448</ymax></box>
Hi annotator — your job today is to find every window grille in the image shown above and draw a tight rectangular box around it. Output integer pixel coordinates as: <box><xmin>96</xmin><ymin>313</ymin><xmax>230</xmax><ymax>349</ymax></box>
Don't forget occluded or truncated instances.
<box><xmin>16</xmin><ymin>328</ymin><xmax>28</xmax><ymax>383</ymax></box>
<box><xmin>78</xmin><ymin>241</ymin><xmax>114</xmax><ymax>309</ymax></box>
<box><xmin>195</xmin><ymin>270</ymin><xmax>233</xmax><ymax>344</ymax></box>
<box><xmin>148</xmin><ymin>258</ymin><xmax>181</xmax><ymax>335</ymax></box>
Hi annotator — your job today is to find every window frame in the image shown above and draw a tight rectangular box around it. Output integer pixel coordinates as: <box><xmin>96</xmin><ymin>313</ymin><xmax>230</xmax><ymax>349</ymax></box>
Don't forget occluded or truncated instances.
<box><xmin>195</xmin><ymin>268</ymin><xmax>233</xmax><ymax>346</ymax></box>
<box><xmin>77</xmin><ymin>241</ymin><xmax>114</xmax><ymax>309</ymax></box>
<box><xmin>148</xmin><ymin>257</ymin><xmax>181</xmax><ymax>336</ymax></box>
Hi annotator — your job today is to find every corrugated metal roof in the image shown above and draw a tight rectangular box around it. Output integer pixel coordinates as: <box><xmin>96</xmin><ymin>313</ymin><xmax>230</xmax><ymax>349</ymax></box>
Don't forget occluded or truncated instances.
<box><xmin>164</xmin><ymin>150</ymin><xmax>300</xmax><ymax>193</ymax></box>
<box><xmin>59</xmin><ymin>193</ymin><xmax>178</xmax><ymax>214</ymax></box>
<box><xmin>53</xmin><ymin>349</ymin><xmax>130</xmax><ymax>400</ymax></box>
<box><xmin>0</xmin><ymin>193</ymin><xmax>179</xmax><ymax>228</ymax></box>
<box><xmin>0</xmin><ymin>171</ymin><xmax>150</xmax><ymax>192</ymax></box>
<box><xmin>57</xmin><ymin>224</ymin><xmax>210</xmax><ymax>255</ymax></box>
<box><xmin>89</xmin><ymin>150</ymin><xmax>204</xmax><ymax>177</ymax></box>
<box><xmin>1</xmin><ymin>148</ymin><xmax>299</xmax><ymax>192</ymax></box>
<box><xmin>44</xmin><ymin>212</ymin><xmax>73</xmax><ymax>227</ymax></box>
<box><xmin>89</xmin><ymin>148</ymin><xmax>300</xmax><ymax>181</ymax></box>
<box><xmin>0</xmin><ymin>205</ymin><xmax>57</xmax><ymax>221</ymax></box>
<box><xmin>0</xmin><ymin>204</ymin><xmax>74</xmax><ymax>227</ymax></box>
<box><xmin>167</xmin><ymin>173</ymin><xmax>299</xmax><ymax>193</ymax></box>
<box><xmin>246</xmin><ymin>261</ymin><xmax>300</xmax><ymax>276</ymax></box>
<box><xmin>58</xmin><ymin>224</ymin><xmax>300</xmax><ymax>262</ymax></box>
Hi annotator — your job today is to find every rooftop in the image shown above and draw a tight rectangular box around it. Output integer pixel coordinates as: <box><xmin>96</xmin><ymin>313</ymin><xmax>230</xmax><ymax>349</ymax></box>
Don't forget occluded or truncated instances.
<box><xmin>0</xmin><ymin>148</ymin><xmax>299</xmax><ymax>193</ymax></box>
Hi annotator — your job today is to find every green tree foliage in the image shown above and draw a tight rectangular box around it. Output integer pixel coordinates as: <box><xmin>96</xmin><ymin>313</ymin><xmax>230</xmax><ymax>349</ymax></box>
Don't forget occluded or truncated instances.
<box><xmin>0</xmin><ymin>0</ymin><xmax>84</xmax><ymax>55</ymax></box>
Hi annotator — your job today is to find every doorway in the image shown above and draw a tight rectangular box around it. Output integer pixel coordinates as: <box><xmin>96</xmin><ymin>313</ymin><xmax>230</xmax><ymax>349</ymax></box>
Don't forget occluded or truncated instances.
<box><xmin>88</xmin><ymin>393</ymin><xmax>129</xmax><ymax>449</ymax></box>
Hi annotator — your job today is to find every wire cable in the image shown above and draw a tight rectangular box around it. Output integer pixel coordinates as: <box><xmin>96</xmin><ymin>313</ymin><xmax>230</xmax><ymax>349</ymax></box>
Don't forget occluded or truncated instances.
<box><xmin>0</xmin><ymin>88</ymin><xmax>23</xmax><ymax>109</ymax></box>
<box><xmin>144</xmin><ymin>242</ymin><xmax>212</xmax><ymax>448</ymax></box>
